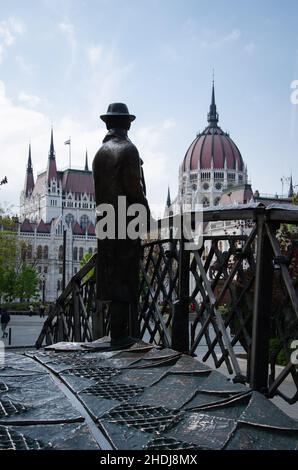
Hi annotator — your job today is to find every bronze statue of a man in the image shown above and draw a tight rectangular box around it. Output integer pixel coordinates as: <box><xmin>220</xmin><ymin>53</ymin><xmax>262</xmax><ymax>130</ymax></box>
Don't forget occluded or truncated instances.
<box><xmin>92</xmin><ymin>103</ymin><xmax>150</xmax><ymax>347</ymax></box>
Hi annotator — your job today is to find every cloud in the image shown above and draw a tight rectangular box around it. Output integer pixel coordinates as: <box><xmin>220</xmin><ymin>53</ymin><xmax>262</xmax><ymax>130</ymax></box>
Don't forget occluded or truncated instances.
<box><xmin>58</xmin><ymin>21</ymin><xmax>77</xmax><ymax>78</ymax></box>
<box><xmin>0</xmin><ymin>17</ymin><xmax>25</xmax><ymax>63</ymax></box>
<box><xmin>0</xmin><ymin>80</ymin><xmax>105</xmax><ymax>212</ymax></box>
<box><xmin>133</xmin><ymin>119</ymin><xmax>178</xmax><ymax>205</ymax></box>
<box><xmin>15</xmin><ymin>55</ymin><xmax>35</xmax><ymax>75</ymax></box>
<box><xmin>244</xmin><ymin>42</ymin><xmax>256</xmax><ymax>54</ymax></box>
<box><xmin>87</xmin><ymin>45</ymin><xmax>102</xmax><ymax>67</ymax></box>
<box><xmin>18</xmin><ymin>91</ymin><xmax>41</xmax><ymax>108</ymax></box>
<box><xmin>201</xmin><ymin>29</ymin><xmax>241</xmax><ymax>49</ymax></box>
<box><xmin>58</xmin><ymin>21</ymin><xmax>76</xmax><ymax>50</ymax></box>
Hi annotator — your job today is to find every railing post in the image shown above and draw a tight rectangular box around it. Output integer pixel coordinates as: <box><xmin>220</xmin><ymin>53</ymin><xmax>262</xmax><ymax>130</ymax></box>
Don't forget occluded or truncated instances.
<box><xmin>92</xmin><ymin>300</ymin><xmax>105</xmax><ymax>339</ymax></box>
<box><xmin>250</xmin><ymin>209</ymin><xmax>274</xmax><ymax>393</ymax></box>
<box><xmin>73</xmin><ymin>281</ymin><xmax>81</xmax><ymax>342</ymax></box>
<box><xmin>172</xmin><ymin>229</ymin><xmax>190</xmax><ymax>352</ymax></box>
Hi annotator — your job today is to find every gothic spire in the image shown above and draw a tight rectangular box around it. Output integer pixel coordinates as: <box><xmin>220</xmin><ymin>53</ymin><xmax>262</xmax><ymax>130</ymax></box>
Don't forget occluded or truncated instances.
<box><xmin>85</xmin><ymin>149</ymin><xmax>89</xmax><ymax>171</ymax></box>
<box><xmin>166</xmin><ymin>186</ymin><xmax>171</xmax><ymax>207</ymax></box>
<box><xmin>48</xmin><ymin>126</ymin><xmax>55</xmax><ymax>159</ymax></box>
<box><xmin>47</xmin><ymin>127</ymin><xmax>57</xmax><ymax>183</ymax></box>
<box><xmin>288</xmin><ymin>174</ymin><xmax>294</xmax><ymax>198</ymax></box>
<box><xmin>24</xmin><ymin>142</ymin><xmax>34</xmax><ymax>196</ymax></box>
<box><xmin>207</xmin><ymin>76</ymin><xmax>219</xmax><ymax>126</ymax></box>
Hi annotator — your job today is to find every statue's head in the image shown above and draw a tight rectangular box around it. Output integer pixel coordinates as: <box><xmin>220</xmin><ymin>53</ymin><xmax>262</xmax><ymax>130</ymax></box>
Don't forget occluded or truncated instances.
<box><xmin>100</xmin><ymin>103</ymin><xmax>135</xmax><ymax>131</ymax></box>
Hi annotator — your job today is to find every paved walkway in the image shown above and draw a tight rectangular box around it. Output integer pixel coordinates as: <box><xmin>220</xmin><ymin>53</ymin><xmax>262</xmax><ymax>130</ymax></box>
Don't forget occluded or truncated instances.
<box><xmin>0</xmin><ymin>342</ymin><xmax>298</xmax><ymax>450</ymax></box>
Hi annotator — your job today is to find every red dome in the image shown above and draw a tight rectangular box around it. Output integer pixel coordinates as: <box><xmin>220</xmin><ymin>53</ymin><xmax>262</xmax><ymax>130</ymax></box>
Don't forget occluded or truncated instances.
<box><xmin>182</xmin><ymin>83</ymin><xmax>244</xmax><ymax>173</ymax></box>
<box><xmin>183</xmin><ymin>125</ymin><xmax>244</xmax><ymax>172</ymax></box>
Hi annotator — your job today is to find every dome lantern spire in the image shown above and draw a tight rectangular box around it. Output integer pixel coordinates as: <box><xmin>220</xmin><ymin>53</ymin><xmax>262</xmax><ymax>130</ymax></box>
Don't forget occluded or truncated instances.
<box><xmin>207</xmin><ymin>74</ymin><xmax>219</xmax><ymax>126</ymax></box>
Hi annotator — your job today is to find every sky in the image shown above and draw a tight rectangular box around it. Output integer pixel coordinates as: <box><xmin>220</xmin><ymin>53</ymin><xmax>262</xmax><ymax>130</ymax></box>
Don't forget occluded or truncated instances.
<box><xmin>0</xmin><ymin>0</ymin><xmax>298</xmax><ymax>214</ymax></box>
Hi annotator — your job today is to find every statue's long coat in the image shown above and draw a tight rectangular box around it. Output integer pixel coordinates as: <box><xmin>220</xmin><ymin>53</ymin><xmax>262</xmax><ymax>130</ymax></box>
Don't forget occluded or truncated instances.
<box><xmin>92</xmin><ymin>128</ymin><xmax>149</xmax><ymax>302</ymax></box>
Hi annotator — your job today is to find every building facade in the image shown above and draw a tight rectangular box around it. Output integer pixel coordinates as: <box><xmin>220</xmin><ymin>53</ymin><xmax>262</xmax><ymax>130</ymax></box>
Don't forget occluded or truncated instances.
<box><xmin>19</xmin><ymin>130</ymin><xmax>97</xmax><ymax>301</ymax></box>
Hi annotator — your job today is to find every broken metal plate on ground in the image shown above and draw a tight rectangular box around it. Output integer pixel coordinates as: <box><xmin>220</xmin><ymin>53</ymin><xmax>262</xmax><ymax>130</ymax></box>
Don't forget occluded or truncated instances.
<box><xmin>130</xmin><ymin>373</ymin><xmax>208</xmax><ymax>409</ymax></box>
<box><xmin>169</xmin><ymin>354</ymin><xmax>211</xmax><ymax>374</ymax></box>
<box><xmin>44</xmin><ymin>341</ymin><xmax>87</xmax><ymax>351</ymax></box>
<box><xmin>197</xmin><ymin>370</ymin><xmax>249</xmax><ymax>394</ymax></box>
<box><xmin>110</xmin><ymin>366</ymin><xmax>170</xmax><ymax>388</ymax></box>
<box><xmin>141</xmin><ymin>348</ymin><xmax>181</xmax><ymax>361</ymax></box>
<box><xmin>238</xmin><ymin>391</ymin><xmax>298</xmax><ymax>431</ymax></box>
<box><xmin>225</xmin><ymin>423</ymin><xmax>298</xmax><ymax>450</ymax></box>
<box><xmin>2</xmin><ymin>346</ymin><xmax>298</xmax><ymax>450</ymax></box>
<box><xmin>3</xmin><ymin>422</ymin><xmax>99</xmax><ymax>450</ymax></box>
<box><xmin>0</xmin><ymin>425</ymin><xmax>50</xmax><ymax>450</ymax></box>
<box><xmin>165</xmin><ymin>412</ymin><xmax>238</xmax><ymax>450</ymax></box>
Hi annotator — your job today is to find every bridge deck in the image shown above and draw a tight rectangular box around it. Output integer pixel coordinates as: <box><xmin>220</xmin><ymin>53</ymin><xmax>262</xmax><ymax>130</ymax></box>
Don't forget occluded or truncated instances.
<box><xmin>1</xmin><ymin>341</ymin><xmax>298</xmax><ymax>450</ymax></box>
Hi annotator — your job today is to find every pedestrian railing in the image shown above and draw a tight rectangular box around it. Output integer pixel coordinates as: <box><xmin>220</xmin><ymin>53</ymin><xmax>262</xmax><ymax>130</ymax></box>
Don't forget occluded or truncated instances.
<box><xmin>36</xmin><ymin>203</ymin><xmax>298</xmax><ymax>404</ymax></box>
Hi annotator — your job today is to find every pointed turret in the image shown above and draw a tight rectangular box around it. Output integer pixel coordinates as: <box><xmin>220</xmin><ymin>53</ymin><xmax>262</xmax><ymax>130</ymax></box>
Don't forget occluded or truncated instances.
<box><xmin>288</xmin><ymin>174</ymin><xmax>294</xmax><ymax>198</ymax></box>
<box><xmin>166</xmin><ymin>186</ymin><xmax>171</xmax><ymax>207</ymax></box>
<box><xmin>47</xmin><ymin>127</ymin><xmax>57</xmax><ymax>184</ymax></box>
<box><xmin>207</xmin><ymin>78</ymin><xmax>219</xmax><ymax>126</ymax></box>
<box><xmin>84</xmin><ymin>149</ymin><xmax>89</xmax><ymax>171</ymax></box>
<box><xmin>24</xmin><ymin>143</ymin><xmax>35</xmax><ymax>196</ymax></box>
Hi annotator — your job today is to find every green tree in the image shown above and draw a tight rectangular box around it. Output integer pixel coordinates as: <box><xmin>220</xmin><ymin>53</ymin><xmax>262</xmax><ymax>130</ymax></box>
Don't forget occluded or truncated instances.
<box><xmin>80</xmin><ymin>251</ymin><xmax>95</xmax><ymax>283</ymax></box>
<box><xmin>0</xmin><ymin>212</ymin><xmax>18</xmax><ymax>301</ymax></box>
<box><xmin>15</xmin><ymin>264</ymin><xmax>39</xmax><ymax>301</ymax></box>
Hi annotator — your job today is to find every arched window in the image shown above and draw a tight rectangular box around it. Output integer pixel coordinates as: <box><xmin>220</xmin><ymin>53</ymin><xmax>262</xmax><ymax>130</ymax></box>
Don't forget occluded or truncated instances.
<box><xmin>73</xmin><ymin>247</ymin><xmax>78</xmax><ymax>261</ymax></box>
<box><xmin>27</xmin><ymin>244</ymin><xmax>32</xmax><ymax>259</ymax></box>
<box><xmin>39</xmin><ymin>280</ymin><xmax>43</xmax><ymax>290</ymax></box>
<box><xmin>37</xmin><ymin>245</ymin><xmax>42</xmax><ymax>259</ymax></box>
<box><xmin>58</xmin><ymin>245</ymin><xmax>63</xmax><ymax>261</ymax></box>
<box><xmin>88</xmin><ymin>247</ymin><xmax>93</xmax><ymax>255</ymax></box>
<box><xmin>65</xmin><ymin>213</ymin><xmax>74</xmax><ymax>226</ymax></box>
<box><xmin>80</xmin><ymin>214</ymin><xmax>89</xmax><ymax>230</ymax></box>
<box><xmin>57</xmin><ymin>279</ymin><xmax>61</xmax><ymax>291</ymax></box>
<box><xmin>43</xmin><ymin>245</ymin><xmax>48</xmax><ymax>259</ymax></box>
<box><xmin>202</xmin><ymin>197</ymin><xmax>209</xmax><ymax>207</ymax></box>
<box><xmin>79</xmin><ymin>247</ymin><xmax>84</xmax><ymax>260</ymax></box>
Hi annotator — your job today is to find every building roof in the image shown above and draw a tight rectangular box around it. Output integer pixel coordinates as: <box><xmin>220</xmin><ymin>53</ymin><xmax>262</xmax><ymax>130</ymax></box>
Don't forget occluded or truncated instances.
<box><xmin>182</xmin><ymin>83</ymin><xmax>244</xmax><ymax>172</ymax></box>
<box><xmin>72</xmin><ymin>221</ymin><xmax>84</xmax><ymax>235</ymax></box>
<box><xmin>61</xmin><ymin>169</ymin><xmax>94</xmax><ymax>196</ymax></box>
<box><xmin>37</xmin><ymin>219</ymin><xmax>51</xmax><ymax>233</ymax></box>
<box><xmin>87</xmin><ymin>222</ymin><xmax>95</xmax><ymax>235</ymax></box>
<box><xmin>219</xmin><ymin>184</ymin><xmax>253</xmax><ymax>206</ymax></box>
<box><xmin>20</xmin><ymin>219</ymin><xmax>34</xmax><ymax>232</ymax></box>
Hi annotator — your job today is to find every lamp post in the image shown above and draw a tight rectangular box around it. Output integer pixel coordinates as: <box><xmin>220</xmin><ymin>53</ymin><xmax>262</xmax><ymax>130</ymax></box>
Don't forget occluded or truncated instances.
<box><xmin>41</xmin><ymin>274</ymin><xmax>46</xmax><ymax>303</ymax></box>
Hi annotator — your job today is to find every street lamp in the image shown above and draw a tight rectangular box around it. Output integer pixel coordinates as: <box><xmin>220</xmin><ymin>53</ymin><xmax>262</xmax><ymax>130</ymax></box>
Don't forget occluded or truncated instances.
<box><xmin>41</xmin><ymin>274</ymin><xmax>46</xmax><ymax>303</ymax></box>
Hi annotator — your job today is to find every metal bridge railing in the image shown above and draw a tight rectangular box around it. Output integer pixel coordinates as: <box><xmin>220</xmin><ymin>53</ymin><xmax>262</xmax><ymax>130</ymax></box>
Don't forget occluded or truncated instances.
<box><xmin>36</xmin><ymin>203</ymin><xmax>298</xmax><ymax>404</ymax></box>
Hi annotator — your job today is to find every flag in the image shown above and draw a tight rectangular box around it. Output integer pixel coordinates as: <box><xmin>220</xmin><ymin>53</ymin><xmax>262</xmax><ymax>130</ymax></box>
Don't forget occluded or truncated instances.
<box><xmin>64</xmin><ymin>139</ymin><xmax>71</xmax><ymax>145</ymax></box>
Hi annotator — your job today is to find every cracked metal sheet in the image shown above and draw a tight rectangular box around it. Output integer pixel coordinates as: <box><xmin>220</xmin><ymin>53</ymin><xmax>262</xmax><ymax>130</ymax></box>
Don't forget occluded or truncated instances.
<box><xmin>197</xmin><ymin>370</ymin><xmax>249</xmax><ymax>394</ymax></box>
<box><xmin>189</xmin><ymin>393</ymin><xmax>252</xmax><ymax>421</ymax></box>
<box><xmin>225</xmin><ymin>423</ymin><xmax>298</xmax><ymax>450</ymax></box>
<box><xmin>0</xmin><ymin>425</ymin><xmax>50</xmax><ymax>450</ymax></box>
<box><xmin>78</xmin><ymin>381</ymin><xmax>145</xmax><ymax>419</ymax></box>
<box><xmin>239</xmin><ymin>391</ymin><xmax>298</xmax><ymax>431</ymax></box>
<box><xmin>6</xmin><ymin>422</ymin><xmax>100</xmax><ymax>449</ymax></box>
<box><xmin>130</xmin><ymin>373</ymin><xmax>208</xmax><ymax>409</ymax></box>
<box><xmin>110</xmin><ymin>365</ymin><xmax>170</xmax><ymax>388</ymax></box>
<box><xmin>144</xmin><ymin>436</ymin><xmax>198</xmax><ymax>450</ymax></box>
<box><xmin>164</xmin><ymin>412</ymin><xmax>238</xmax><ymax>450</ymax></box>
<box><xmin>44</xmin><ymin>341</ymin><xmax>87</xmax><ymax>351</ymax></box>
<box><xmin>0</xmin><ymin>353</ymin><xmax>46</xmax><ymax>377</ymax></box>
<box><xmin>141</xmin><ymin>348</ymin><xmax>181</xmax><ymax>361</ymax></box>
<box><xmin>98</xmin><ymin>405</ymin><xmax>185</xmax><ymax>449</ymax></box>
<box><xmin>0</xmin><ymin>374</ymin><xmax>83</xmax><ymax>424</ymax></box>
<box><xmin>169</xmin><ymin>354</ymin><xmax>211</xmax><ymax>374</ymax></box>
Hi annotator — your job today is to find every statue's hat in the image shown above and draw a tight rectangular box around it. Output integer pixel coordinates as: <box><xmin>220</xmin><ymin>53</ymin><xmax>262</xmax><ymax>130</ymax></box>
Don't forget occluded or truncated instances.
<box><xmin>100</xmin><ymin>103</ymin><xmax>136</xmax><ymax>122</ymax></box>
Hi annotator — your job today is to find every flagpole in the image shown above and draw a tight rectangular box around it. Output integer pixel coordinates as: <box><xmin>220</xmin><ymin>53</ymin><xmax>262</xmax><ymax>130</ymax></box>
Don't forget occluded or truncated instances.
<box><xmin>69</xmin><ymin>137</ymin><xmax>71</xmax><ymax>169</ymax></box>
